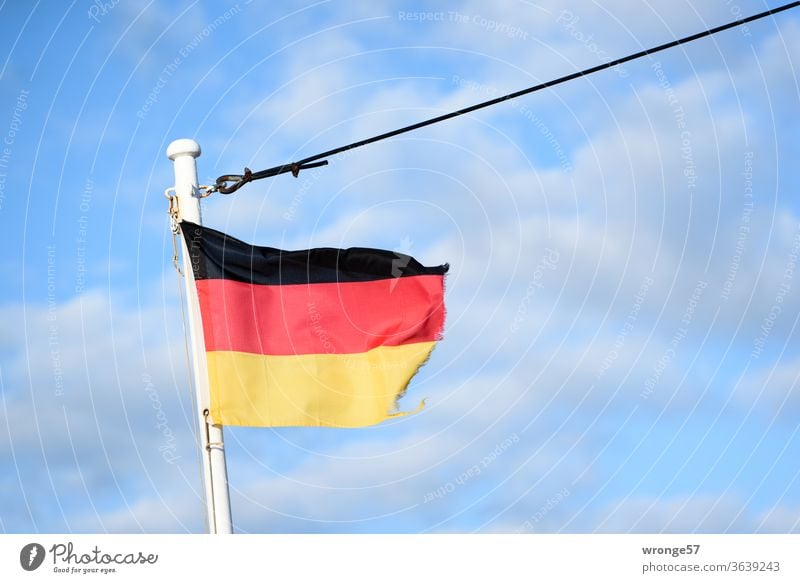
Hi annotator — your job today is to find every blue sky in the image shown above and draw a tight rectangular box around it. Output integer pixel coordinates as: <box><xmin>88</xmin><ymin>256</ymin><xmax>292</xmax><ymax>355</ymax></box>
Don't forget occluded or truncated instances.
<box><xmin>1</xmin><ymin>0</ymin><xmax>799</xmax><ymax>533</ymax></box>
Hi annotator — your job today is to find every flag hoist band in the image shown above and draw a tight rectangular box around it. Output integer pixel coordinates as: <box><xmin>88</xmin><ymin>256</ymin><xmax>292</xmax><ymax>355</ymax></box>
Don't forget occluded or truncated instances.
<box><xmin>181</xmin><ymin>221</ymin><xmax>448</xmax><ymax>428</ymax></box>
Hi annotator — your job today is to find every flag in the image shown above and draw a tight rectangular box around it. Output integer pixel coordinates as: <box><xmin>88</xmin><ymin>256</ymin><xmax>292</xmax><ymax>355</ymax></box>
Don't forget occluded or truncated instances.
<box><xmin>181</xmin><ymin>221</ymin><xmax>448</xmax><ymax>428</ymax></box>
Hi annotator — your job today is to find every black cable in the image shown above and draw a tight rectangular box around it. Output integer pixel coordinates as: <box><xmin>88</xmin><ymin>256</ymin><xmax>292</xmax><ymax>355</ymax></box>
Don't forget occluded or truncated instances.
<box><xmin>214</xmin><ymin>1</ymin><xmax>800</xmax><ymax>194</ymax></box>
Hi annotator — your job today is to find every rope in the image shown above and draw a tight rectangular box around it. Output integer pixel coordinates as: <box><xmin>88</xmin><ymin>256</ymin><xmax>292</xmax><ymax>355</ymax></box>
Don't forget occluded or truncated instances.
<box><xmin>213</xmin><ymin>1</ymin><xmax>800</xmax><ymax>194</ymax></box>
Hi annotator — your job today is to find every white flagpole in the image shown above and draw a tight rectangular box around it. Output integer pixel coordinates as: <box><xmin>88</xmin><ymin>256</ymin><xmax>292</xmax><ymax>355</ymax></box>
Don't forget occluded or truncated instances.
<box><xmin>167</xmin><ymin>138</ymin><xmax>234</xmax><ymax>534</ymax></box>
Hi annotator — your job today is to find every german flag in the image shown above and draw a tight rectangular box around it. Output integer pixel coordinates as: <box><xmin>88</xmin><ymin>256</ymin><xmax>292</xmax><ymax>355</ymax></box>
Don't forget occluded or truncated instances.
<box><xmin>181</xmin><ymin>221</ymin><xmax>448</xmax><ymax>428</ymax></box>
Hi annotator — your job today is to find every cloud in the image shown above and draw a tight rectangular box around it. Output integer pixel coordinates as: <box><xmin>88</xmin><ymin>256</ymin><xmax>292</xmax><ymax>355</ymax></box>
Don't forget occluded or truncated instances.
<box><xmin>736</xmin><ymin>357</ymin><xmax>800</xmax><ymax>417</ymax></box>
<box><xmin>0</xmin><ymin>284</ymin><xmax>206</xmax><ymax>532</ymax></box>
<box><xmin>589</xmin><ymin>495</ymin><xmax>799</xmax><ymax>533</ymax></box>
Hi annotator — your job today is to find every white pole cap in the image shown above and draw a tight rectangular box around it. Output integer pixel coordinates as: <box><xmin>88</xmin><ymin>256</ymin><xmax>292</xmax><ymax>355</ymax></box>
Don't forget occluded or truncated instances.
<box><xmin>167</xmin><ymin>138</ymin><xmax>201</xmax><ymax>160</ymax></box>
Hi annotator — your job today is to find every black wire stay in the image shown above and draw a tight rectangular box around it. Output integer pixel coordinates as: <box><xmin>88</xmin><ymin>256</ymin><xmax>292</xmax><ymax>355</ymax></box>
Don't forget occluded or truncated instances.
<box><xmin>213</xmin><ymin>1</ymin><xmax>800</xmax><ymax>195</ymax></box>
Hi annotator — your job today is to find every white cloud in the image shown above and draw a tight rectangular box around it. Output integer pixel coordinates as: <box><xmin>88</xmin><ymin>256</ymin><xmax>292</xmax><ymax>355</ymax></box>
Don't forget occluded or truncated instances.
<box><xmin>0</xmin><ymin>284</ymin><xmax>206</xmax><ymax>532</ymax></box>
<box><xmin>591</xmin><ymin>495</ymin><xmax>799</xmax><ymax>533</ymax></box>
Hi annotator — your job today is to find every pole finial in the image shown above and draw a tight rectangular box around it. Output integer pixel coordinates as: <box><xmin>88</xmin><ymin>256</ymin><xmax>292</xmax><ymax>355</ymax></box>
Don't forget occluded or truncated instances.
<box><xmin>167</xmin><ymin>138</ymin><xmax>201</xmax><ymax>160</ymax></box>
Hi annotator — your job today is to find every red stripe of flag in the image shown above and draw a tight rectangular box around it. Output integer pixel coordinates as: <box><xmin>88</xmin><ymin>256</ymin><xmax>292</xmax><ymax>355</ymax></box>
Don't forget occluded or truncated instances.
<box><xmin>197</xmin><ymin>275</ymin><xmax>445</xmax><ymax>356</ymax></box>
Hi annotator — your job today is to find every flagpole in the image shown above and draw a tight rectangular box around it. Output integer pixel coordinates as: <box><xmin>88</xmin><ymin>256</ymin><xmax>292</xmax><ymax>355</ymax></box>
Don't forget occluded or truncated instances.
<box><xmin>167</xmin><ymin>138</ymin><xmax>234</xmax><ymax>534</ymax></box>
